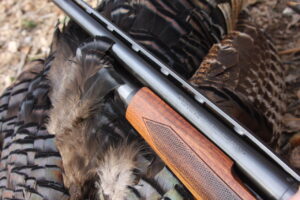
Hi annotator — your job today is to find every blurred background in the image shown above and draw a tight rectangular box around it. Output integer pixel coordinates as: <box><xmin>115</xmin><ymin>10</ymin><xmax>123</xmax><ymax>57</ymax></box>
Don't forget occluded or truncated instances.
<box><xmin>0</xmin><ymin>0</ymin><xmax>99</xmax><ymax>94</ymax></box>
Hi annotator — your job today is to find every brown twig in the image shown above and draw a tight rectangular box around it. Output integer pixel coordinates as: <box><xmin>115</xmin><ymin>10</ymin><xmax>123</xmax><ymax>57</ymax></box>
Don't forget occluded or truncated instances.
<box><xmin>279</xmin><ymin>47</ymin><xmax>300</xmax><ymax>55</ymax></box>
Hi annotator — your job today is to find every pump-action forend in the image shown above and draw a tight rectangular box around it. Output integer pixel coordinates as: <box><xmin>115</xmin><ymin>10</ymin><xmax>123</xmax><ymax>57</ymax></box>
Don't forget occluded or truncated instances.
<box><xmin>52</xmin><ymin>0</ymin><xmax>300</xmax><ymax>199</ymax></box>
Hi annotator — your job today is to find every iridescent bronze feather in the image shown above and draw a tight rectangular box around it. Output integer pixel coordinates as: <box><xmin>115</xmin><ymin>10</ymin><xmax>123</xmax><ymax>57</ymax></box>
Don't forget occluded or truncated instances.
<box><xmin>190</xmin><ymin>16</ymin><xmax>286</xmax><ymax>145</ymax></box>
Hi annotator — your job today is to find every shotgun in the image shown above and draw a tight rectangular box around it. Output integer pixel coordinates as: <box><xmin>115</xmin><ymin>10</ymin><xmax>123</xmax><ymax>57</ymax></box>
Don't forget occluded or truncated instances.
<box><xmin>51</xmin><ymin>0</ymin><xmax>300</xmax><ymax>199</ymax></box>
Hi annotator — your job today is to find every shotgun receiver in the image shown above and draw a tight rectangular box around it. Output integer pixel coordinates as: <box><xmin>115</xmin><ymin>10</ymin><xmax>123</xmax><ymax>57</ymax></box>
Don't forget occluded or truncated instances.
<box><xmin>52</xmin><ymin>0</ymin><xmax>300</xmax><ymax>199</ymax></box>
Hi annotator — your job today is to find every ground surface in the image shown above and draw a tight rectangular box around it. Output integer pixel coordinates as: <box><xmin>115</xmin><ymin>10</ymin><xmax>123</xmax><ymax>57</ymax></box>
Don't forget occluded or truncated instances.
<box><xmin>0</xmin><ymin>0</ymin><xmax>99</xmax><ymax>94</ymax></box>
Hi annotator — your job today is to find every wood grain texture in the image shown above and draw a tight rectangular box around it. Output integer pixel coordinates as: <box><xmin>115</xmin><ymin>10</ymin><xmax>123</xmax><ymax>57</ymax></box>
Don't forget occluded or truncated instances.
<box><xmin>126</xmin><ymin>87</ymin><xmax>255</xmax><ymax>200</ymax></box>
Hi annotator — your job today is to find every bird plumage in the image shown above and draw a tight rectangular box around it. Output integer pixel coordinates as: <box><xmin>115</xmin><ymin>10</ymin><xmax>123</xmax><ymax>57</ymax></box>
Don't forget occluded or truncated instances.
<box><xmin>0</xmin><ymin>57</ymin><xmax>69</xmax><ymax>199</ymax></box>
<box><xmin>99</xmin><ymin>0</ymin><xmax>258</xmax><ymax>78</ymax></box>
<box><xmin>46</xmin><ymin>0</ymin><xmax>282</xmax><ymax>199</ymax></box>
<box><xmin>0</xmin><ymin>0</ymin><xmax>295</xmax><ymax>199</ymax></box>
<box><xmin>99</xmin><ymin>0</ymin><xmax>225</xmax><ymax>78</ymax></box>
<box><xmin>246</xmin><ymin>0</ymin><xmax>300</xmax><ymax>171</ymax></box>
<box><xmin>47</xmin><ymin>23</ymin><xmax>192</xmax><ymax>200</ymax></box>
<box><xmin>190</xmin><ymin>14</ymin><xmax>286</xmax><ymax>144</ymax></box>
<box><xmin>0</xmin><ymin>25</ymin><xmax>191</xmax><ymax>200</ymax></box>
<box><xmin>95</xmin><ymin>142</ymin><xmax>141</xmax><ymax>200</ymax></box>
<box><xmin>47</xmin><ymin>29</ymin><xmax>134</xmax><ymax>199</ymax></box>
<box><xmin>98</xmin><ymin>0</ymin><xmax>283</xmax><ymax>146</ymax></box>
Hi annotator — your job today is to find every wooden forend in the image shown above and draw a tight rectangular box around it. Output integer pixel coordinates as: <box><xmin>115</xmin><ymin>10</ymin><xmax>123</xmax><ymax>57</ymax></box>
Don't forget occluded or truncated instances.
<box><xmin>126</xmin><ymin>87</ymin><xmax>255</xmax><ymax>200</ymax></box>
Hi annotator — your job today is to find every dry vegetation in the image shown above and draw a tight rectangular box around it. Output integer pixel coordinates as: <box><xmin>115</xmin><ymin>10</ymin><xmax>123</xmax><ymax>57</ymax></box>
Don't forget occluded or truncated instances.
<box><xmin>0</xmin><ymin>0</ymin><xmax>99</xmax><ymax>94</ymax></box>
<box><xmin>0</xmin><ymin>0</ymin><xmax>61</xmax><ymax>93</ymax></box>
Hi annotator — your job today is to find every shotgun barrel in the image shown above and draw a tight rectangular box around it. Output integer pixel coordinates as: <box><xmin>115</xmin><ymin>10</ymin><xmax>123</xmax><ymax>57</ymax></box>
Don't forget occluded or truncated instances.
<box><xmin>52</xmin><ymin>0</ymin><xmax>300</xmax><ymax>199</ymax></box>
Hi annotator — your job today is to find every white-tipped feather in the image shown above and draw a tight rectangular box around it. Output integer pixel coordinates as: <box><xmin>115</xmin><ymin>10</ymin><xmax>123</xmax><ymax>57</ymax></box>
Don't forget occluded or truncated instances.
<box><xmin>96</xmin><ymin>142</ymin><xmax>140</xmax><ymax>200</ymax></box>
<box><xmin>218</xmin><ymin>0</ymin><xmax>258</xmax><ymax>32</ymax></box>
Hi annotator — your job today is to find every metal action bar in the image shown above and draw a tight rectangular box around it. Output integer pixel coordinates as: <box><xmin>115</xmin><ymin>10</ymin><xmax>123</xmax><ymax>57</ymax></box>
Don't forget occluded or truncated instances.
<box><xmin>52</xmin><ymin>0</ymin><xmax>299</xmax><ymax>199</ymax></box>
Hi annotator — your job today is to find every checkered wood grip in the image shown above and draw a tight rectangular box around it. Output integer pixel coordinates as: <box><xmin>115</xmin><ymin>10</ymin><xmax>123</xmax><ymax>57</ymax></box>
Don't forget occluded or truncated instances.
<box><xmin>126</xmin><ymin>87</ymin><xmax>255</xmax><ymax>200</ymax></box>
